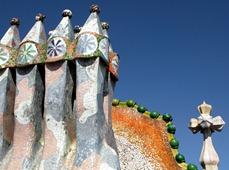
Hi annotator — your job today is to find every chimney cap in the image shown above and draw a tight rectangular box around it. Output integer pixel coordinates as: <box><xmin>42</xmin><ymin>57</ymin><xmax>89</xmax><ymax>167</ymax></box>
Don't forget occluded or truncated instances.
<box><xmin>101</xmin><ymin>22</ymin><xmax>109</xmax><ymax>30</ymax></box>
<box><xmin>10</xmin><ymin>17</ymin><xmax>20</xmax><ymax>26</ymax></box>
<box><xmin>62</xmin><ymin>9</ymin><xmax>72</xmax><ymax>18</ymax></box>
<box><xmin>73</xmin><ymin>25</ymin><xmax>81</xmax><ymax>33</ymax></box>
<box><xmin>90</xmin><ymin>4</ymin><xmax>100</xmax><ymax>14</ymax></box>
<box><xmin>35</xmin><ymin>13</ymin><xmax>46</xmax><ymax>22</ymax></box>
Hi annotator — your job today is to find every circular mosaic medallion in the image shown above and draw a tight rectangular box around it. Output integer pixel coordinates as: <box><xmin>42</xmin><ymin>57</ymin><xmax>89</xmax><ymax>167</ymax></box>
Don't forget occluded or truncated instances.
<box><xmin>99</xmin><ymin>38</ymin><xmax>109</xmax><ymax>61</ymax></box>
<box><xmin>0</xmin><ymin>47</ymin><xmax>10</xmax><ymax>65</ymax></box>
<box><xmin>18</xmin><ymin>42</ymin><xmax>38</xmax><ymax>64</ymax></box>
<box><xmin>47</xmin><ymin>37</ymin><xmax>66</xmax><ymax>57</ymax></box>
<box><xmin>76</xmin><ymin>33</ymin><xmax>98</xmax><ymax>55</ymax></box>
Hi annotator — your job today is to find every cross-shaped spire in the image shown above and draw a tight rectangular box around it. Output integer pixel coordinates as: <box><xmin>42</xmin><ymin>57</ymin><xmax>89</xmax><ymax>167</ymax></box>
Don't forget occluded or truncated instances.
<box><xmin>189</xmin><ymin>101</ymin><xmax>225</xmax><ymax>170</ymax></box>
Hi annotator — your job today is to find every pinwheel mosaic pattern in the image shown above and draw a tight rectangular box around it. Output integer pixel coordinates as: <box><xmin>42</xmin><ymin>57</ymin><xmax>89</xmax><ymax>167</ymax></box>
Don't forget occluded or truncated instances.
<box><xmin>76</xmin><ymin>33</ymin><xmax>98</xmax><ymax>55</ymax></box>
<box><xmin>47</xmin><ymin>37</ymin><xmax>67</xmax><ymax>57</ymax></box>
<box><xmin>99</xmin><ymin>38</ymin><xmax>109</xmax><ymax>61</ymax></box>
<box><xmin>17</xmin><ymin>42</ymin><xmax>38</xmax><ymax>64</ymax></box>
<box><xmin>0</xmin><ymin>47</ymin><xmax>10</xmax><ymax>65</ymax></box>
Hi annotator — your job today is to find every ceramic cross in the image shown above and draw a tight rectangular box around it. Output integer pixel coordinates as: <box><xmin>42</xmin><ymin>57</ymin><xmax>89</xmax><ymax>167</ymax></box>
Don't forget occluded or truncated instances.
<box><xmin>189</xmin><ymin>101</ymin><xmax>225</xmax><ymax>170</ymax></box>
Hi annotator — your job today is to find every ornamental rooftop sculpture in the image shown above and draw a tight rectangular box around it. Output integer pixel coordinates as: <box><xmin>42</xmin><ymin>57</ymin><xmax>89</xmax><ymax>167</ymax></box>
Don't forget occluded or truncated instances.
<box><xmin>189</xmin><ymin>102</ymin><xmax>225</xmax><ymax>170</ymax></box>
<box><xmin>0</xmin><ymin>4</ymin><xmax>200</xmax><ymax>170</ymax></box>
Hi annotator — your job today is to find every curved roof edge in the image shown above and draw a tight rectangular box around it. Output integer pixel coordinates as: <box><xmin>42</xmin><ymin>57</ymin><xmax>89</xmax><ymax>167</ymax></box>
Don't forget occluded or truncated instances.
<box><xmin>112</xmin><ymin>98</ymin><xmax>198</xmax><ymax>170</ymax></box>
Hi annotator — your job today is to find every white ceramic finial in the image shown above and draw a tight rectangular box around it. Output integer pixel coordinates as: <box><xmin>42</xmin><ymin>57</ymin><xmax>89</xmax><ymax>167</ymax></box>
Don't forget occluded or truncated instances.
<box><xmin>198</xmin><ymin>101</ymin><xmax>212</xmax><ymax>115</ymax></box>
<box><xmin>62</xmin><ymin>9</ymin><xmax>72</xmax><ymax>18</ymax></box>
<box><xmin>189</xmin><ymin>102</ymin><xmax>225</xmax><ymax>170</ymax></box>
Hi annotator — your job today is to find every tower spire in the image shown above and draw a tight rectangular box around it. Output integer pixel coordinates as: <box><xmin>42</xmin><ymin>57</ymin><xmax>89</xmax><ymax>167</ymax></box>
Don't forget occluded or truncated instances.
<box><xmin>101</xmin><ymin>22</ymin><xmax>109</xmax><ymax>38</ymax></box>
<box><xmin>79</xmin><ymin>4</ymin><xmax>103</xmax><ymax>35</ymax></box>
<box><xmin>1</xmin><ymin>18</ymin><xmax>20</xmax><ymax>48</ymax></box>
<box><xmin>0</xmin><ymin>18</ymin><xmax>19</xmax><ymax>162</ymax></box>
<box><xmin>22</xmin><ymin>13</ymin><xmax>46</xmax><ymax>44</ymax></box>
<box><xmin>189</xmin><ymin>102</ymin><xmax>225</xmax><ymax>170</ymax></box>
<box><xmin>17</xmin><ymin>13</ymin><xmax>46</xmax><ymax>65</ymax></box>
<box><xmin>0</xmin><ymin>17</ymin><xmax>20</xmax><ymax>68</ymax></box>
<box><xmin>76</xmin><ymin>4</ymin><xmax>109</xmax><ymax>63</ymax></box>
<box><xmin>48</xmin><ymin>9</ymin><xmax>74</xmax><ymax>41</ymax></box>
<box><xmin>101</xmin><ymin>21</ymin><xmax>119</xmax><ymax>80</ymax></box>
<box><xmin>46</xmin><ymin>9</ymin><xmax>74</xmax><ymax>62</ymax></box>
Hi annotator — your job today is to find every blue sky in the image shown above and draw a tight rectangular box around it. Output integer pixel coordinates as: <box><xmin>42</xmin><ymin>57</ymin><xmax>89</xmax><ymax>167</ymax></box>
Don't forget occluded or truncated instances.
<box><xmin>0</xmin><ymin>0</ymin><xmax>228</xmax><ymax>169</ymax></box>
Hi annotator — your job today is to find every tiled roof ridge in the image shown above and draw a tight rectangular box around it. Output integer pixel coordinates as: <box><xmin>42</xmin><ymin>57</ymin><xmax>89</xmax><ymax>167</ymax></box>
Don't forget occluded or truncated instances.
<box><xmin>0</xmin><ymin>4</ymin><xmax>118</xmax><ymax>78</ymax></box>
<box><xmin>112</xmin><ymin>98</ymin><xmax>198</xmax><ymax>170</ymax></box>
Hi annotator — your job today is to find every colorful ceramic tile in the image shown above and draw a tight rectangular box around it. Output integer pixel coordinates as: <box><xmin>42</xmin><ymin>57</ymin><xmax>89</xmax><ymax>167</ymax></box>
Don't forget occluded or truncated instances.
<box><xmin>41</xmin><ymin>61</ymin><xmax>75</xmax><ymax>169</ymax></box>
<box><xmin>17</xmin><ymin>15</ymin><xmax>47</xmax><ymax>66</ymax></box>
<box><xmin>76</xmin><ymin>34</ymin><xmax>109</xmax><ymax>64</ymax></box>
<box><xmin>74</xmin><ymin>57</ymin><xmax>120</xmax><ymax>169</ymax></box>
<box><xmin>99</xmin><ymin>38</ymin><xmax>109</xmax><ymax>61</ymax></box>
<box><xmin>80</xmin><ymin>12</ymin><xmax>103</xmax><ymax>35</ymax></box>
<box><xmin>0</xmin><ymin>47</ymin><xmax>10</xmax><ymax>65</ymax></box>
<box><xmin>0</xmin><ymin>46</ymin><xmax>18</xmax><ymax>69</ymax></box>
<box><xmin>76</xmin><ymin>33</ymin><xmax>98</xmax><ymax>55</ymax></box>
<box><xmin>109</xmin><ymin>52</ymin><xmax>119</xmax><ymax>80</ymax></box>
<box><xmin>46</xmin><ymin>10</ymin><xmax>74</xmax><ymax>63</ymax></box>
<box><xmin>75</xmin><ymin>8</ymin><xmax>109</xmax><ymax>64</ymax></box>
<box><xmin>48</xmin><ymin>11</ymin><xmax>74</xmax><ymax>41</ymax></box>
<box><xmin>0</xmin><ymin>68</ymin><xmax>15</xmax><ymax>161</ymax></box>
<box><xmin>21</xmin><ymin>20</ymin><xmax>46</xmax><ymax>45</ymax></box>
<box><xmin>101</xmin><ymin>21</ymin><xmax>120</xmax><ymax>166</ymax></box>
<box><xmin>47</xmin><ymin>37</ymin><xmax>66</xmax><ymax>57</ymax></box>
<box><xmin>101</xmin><ymin>22</ymin><xmax>119</xmax><ymax>79</ymax></box>
<box><xmin>0</xmin><ymin>22</ymin><xmax>20</xmax><ymax>68</ymax></box>
<box><xmin>17</xmin><ymin>42</ymin><xmax>38</xmax><ymax>65</ymax></box>
<box><xmin>0</xmin><ymin>25</ymin><xmax>20</xmax><ymax>49</ymax></box>
<box><xmin>7</xmin><ymin>65</ymin><xmax>44</xmax><ymax>169</ymax></box>
<box><xmin>103</xmin><ymin>72</ymin><xmax>120</xmax><ymax>168</ymax></box>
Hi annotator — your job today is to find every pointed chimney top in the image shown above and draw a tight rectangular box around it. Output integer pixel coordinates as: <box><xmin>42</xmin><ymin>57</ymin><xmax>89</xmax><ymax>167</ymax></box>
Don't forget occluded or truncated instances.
<box><xmin>101</xmin><ymin>22</ymin><xmax>109</xmax><ymax>30</ymax></box>
<box><xmin>101</xmin><ymin>21</ymin><xmax>110</xmax><ymax>38</ymax></box>
<box><xmin>62</xmin><ymin>9</ymin><xmax>72</xmax><ymax>18</ymax></box>
<box><xmin>90</xmin><ymin>4</ymin><xmax>100</xmax><ymax>14</ymax></box>
<box><xmin>21</xmin><ymin>13</ymin><xmax>46</xmax><ymax>44</ymax></box>
<box><xmin>73</xmin><ymin>25</ymin><xmax>81</xmax><ymax>33</ymax></box>
<box><xmin>35</xmin><ymin>13</ymin><xmax>46</xmax><ymax>22</ymax></box>
<box><xmin>10</xmin><ymin>17</ymin><xmax>20</xmax><ymax>27</ymax></box>
<box><xmin>80</xmin><ymin>5</ymin><xmax>103</xmax><ymax>35</ymax></box>
<box><xmin>0</xmin><ymin>17</ymin><xmax>21</xmax><ymax>48</ymax></box>
<box><xmin>48</xmin><ymin>9</ymin><xmax>74</xmax><ymax>40</ymax></box>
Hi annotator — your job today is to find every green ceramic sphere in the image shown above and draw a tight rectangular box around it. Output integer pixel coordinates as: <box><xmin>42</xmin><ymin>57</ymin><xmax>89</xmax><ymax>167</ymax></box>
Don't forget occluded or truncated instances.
<box><xmin>167</xmin><ymin>124</ymin><xmax>176</xmax><ymax>134</ymax></box>
<box><xmin>149</xmin><ymin>111</ymin><xmax>160</xmax><ymax>119</ymax></box>
<box><xmin>137</xmin><ymin>106</ymin><xmax>146</xmax><ymax>113</ymax></box>
<box><xmin>187</xmin><ymin>163</ymin><xmax>198</xmax><ymax>170</ymax></box>
<box><xmin>170</xmin><ymin>138</ymin><xmax>179</xmax><ymax>149</ymax></box>
<box><xmin>163</xmin><ymin>113</ymin><xmax>173</xmax><ymax>122</ymax></box>
<box><xmin>112</xmin><ymin>99</ymin><xmax>120</xmax><ymax>106</ymax></box>
<box><xmin>175</xmin><ymin>153</ymin><xmax>185</xmax><ymax>163</ymax></box>
<box><xmin>126</xmin><ymin>100</ymin><xmax>135</xmax><ymax>107</ymax></box>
